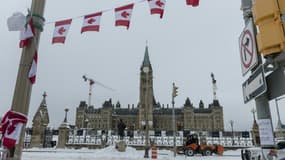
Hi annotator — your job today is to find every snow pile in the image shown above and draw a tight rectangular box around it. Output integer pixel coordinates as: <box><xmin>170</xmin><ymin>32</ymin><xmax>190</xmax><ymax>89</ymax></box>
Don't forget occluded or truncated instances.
<box><xmin>22</xmin><ymin>146</ymin><xmax>241</xmax><ymax>160</ymax></box>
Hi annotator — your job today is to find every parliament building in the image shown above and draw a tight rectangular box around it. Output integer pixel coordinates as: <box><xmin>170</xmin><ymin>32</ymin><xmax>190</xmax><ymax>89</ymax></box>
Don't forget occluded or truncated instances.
<box><xmin>75</xmin><ymin>46</ymin><xmax>224</xmax><ymax>133</ymax></box>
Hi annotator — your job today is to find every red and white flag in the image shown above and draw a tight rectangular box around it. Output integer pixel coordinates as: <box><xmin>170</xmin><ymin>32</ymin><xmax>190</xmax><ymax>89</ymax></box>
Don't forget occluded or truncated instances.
<box><xmin>186</xmin><ymin>0</ymin><xmax>199</xmax><ymax>7</ymax></box>
<box><xmin>147</xmin><ymin>0</ymin><xmax>166</xmax><ymax>19</ymax></box>
<box><xmin>19</xmin><ymin>18</ymin><xmax>35</xmax><ymax>48</ymax></box>
<box><xmin>28</xmin><ymin>51</ymin><xmax>38</xmax><ymax>84</ymax></box>
<box><xmin>81</xmin><ymin>12</ymin><xmax>102</xmax><ymax>33</ymax></box>
<box><xmin>0</xmin><ymin>110</ymin><xmax>27</xmax><ymax>149</ymax></box>
<box><xmin>114</xmin><ymin>4</ymin><xmax>134</xmax><ymax>29</ymax></box>
<box><xmin>52</xmin><ymin>19</ymin><xmax>72</xmax><ymax>44</ymax></box>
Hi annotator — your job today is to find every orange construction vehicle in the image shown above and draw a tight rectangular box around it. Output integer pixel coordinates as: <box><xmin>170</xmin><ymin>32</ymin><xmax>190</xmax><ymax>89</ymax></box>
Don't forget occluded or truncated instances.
<box><xmin>177</xmin><ymin>133</ymin><xmax>224</xmax><ymax>156</ymax></box>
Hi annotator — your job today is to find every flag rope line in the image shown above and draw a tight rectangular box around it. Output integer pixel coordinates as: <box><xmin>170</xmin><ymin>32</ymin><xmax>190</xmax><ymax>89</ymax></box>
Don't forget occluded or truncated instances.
<box><xmin>44</xmin><ymin>0</ymin><xmax>147</xmax><ymax>25</ymax></box>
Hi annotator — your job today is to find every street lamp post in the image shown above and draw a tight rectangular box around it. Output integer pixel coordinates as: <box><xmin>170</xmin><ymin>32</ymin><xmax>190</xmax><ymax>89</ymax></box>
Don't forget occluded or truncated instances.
<box><xmin>143</xmin><ymin>66</ymin><xmax>149</xmax><ymax>158</ymax></box>
<box><xmin>64</xmin><ymin>108</ymin><xmax>69</xmax><ymax>123</ymax></box>
<box><xmin>229</xmin><ymin>120</ymin><xmax>234</xmax><ymax>145</ymax></box>
<box><xmin>275</xmin><ymin>97</ymin><xmax>285</xmax><ymax>129</ymax></box>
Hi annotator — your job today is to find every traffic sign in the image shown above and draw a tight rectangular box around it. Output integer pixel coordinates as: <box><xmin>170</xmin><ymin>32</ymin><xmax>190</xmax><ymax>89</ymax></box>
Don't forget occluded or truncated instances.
<box><xmin>242</xmin><ymin>66</ymin><xmax>267</xmax><ymax>103</ymax></box>
<box><xmin>239</xmin><ymin>18</ymin><xmax>258</xmax><ymax>76</ymax></box>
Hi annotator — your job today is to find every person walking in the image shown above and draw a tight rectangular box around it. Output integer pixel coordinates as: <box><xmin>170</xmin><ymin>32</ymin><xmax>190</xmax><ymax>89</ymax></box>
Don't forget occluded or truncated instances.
<box><xmin>117</xmin><ymin>119</ymin><xmax>126</xmax><ymax>140</ymax></box>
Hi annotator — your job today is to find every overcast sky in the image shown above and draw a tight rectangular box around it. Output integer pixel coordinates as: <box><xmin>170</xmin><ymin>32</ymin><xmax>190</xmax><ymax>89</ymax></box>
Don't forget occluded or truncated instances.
<box><xmin>1</xmin><ymin>0</ymin><xmax>284</xmax><ymax>131</ymax></box>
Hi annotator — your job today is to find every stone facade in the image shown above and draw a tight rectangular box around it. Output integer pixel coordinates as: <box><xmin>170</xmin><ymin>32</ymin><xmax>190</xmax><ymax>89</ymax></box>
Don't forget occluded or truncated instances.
<box><xmin>30</xmin><ymin>92</ymin><xmax>50</xmax><ymax>148</ymax></box>
<box><xmin>57</xmin><ymin>122</ymin><xmax>70</xmax><ymax>148</ymax></box>
<box><xmin>75</xmin><ymin>46</ymin><xmax>224</xmax><ymax>133</ymax></box>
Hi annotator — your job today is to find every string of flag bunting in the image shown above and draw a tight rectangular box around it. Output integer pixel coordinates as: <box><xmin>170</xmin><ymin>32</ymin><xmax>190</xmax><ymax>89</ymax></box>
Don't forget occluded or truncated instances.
<box><xmin>27</xmin><ymin>0</ymin><xmax>199</xmax><ymax>45</ymax></box>
<box><xmin>51</xmin><ymin>0</ymin><xmax>199</xmax><ymax>44</ymax></box>
<box><xmin>16</xmin><ymin>0</ymin><xmax>199</xmax><ymax>85</ymax></box>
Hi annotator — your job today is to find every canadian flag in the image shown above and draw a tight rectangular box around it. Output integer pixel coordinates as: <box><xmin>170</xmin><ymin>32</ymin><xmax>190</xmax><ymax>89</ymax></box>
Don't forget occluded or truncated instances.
<box><xmin>0</xmin><ymin>110</ymin><xmax>27</xmax><ymax>149</ymax></box>
<box><xmin>114</xmin><ymin>4</ymin><xmax>134</xmax><ymax>29</ymax></box>
<box><xmin>19</xmin><ymin>18</ymin><xmax>35</xmax><ymax>48</ymax></box>
<box><xmin>28</xmin><ymin>51</ymin><xmax>38</xmax><ymax>84</ymax></box>
<box><xmin>81</xmin><ymin>12</ymin><xmax>102</xmax><ymax>33</ymax></box>
<box><xmin>147</xmin><ymin>0</ymin><xmax>166</xmax><ymax>19</ymax></box>
<box><xmin>186</xmin><ymin>0</ymin><xmax>199</xmax><ymax>7</ymax></box>
<box><xmin>52</xmin><ymin>19</ymin><xmax>72</xmax><ymax>44</ymax></box>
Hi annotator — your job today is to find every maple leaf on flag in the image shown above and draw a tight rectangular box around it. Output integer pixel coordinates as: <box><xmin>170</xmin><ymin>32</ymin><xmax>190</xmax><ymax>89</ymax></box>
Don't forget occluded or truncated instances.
<box><xmin>121</xmin><ymin>11</ymin><xmax>130</xmax><ymax>19</ymax></box>
<box><xmin>114</xmin><ymin>4</ymin><xmax>134</xmax><ymax>29</ymax></box>
<box><xmin>58</xmin><ymin>27</ymin><xmax>66</xmax><ymax>35</ymax></box>
<box><xmin>148</xmin><ymin>0</ymin><xmax>166</xmax><ymax>19</ymax></box>
<box><xmin>156</xmin><ymin>0</ymin><xmax>164</xmax><ymax>7</ymax></box>
<box><xmin>87</xmin><ymin>18</ymin><xmax>96</xmax><ymax>24</ymax></box>
<box><xmin>81</xmin><ymin>12</ymin><xmax>102</xmax><ymax>33</ymax></box>
<box><xmin>1</xmin><ymin>110</ymin><xmax>27</xmax><ymax>149</ymax></box>
<box><xmin>52</xmin><ymin>19</ymin><xmax>72</xmax><ymax>44</ymax></box>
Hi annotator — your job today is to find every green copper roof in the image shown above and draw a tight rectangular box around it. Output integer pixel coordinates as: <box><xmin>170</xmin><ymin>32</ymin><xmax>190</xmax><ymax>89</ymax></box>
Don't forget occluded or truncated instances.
<box><xmin>142</xmin><ymin>46</ymin><xmax>151</xmax><ymax>66</ymax></box>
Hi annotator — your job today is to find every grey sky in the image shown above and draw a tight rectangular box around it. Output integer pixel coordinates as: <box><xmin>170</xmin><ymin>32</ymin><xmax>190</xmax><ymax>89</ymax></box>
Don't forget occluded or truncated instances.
<box><xmin>1</xmin><ymin>0</ymin><xmax>284</xmax><ymax>131</ymax></box>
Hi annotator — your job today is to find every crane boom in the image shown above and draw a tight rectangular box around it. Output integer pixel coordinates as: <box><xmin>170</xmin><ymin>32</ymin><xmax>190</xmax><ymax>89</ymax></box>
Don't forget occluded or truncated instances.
<box><xmin>82</xmin><ymin>74</ymin><xmax>115</xmax><ymax>107</ymax></box>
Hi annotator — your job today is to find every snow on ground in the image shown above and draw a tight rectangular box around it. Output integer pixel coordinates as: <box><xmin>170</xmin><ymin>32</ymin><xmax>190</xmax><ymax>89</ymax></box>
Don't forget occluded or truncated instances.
<box><xmin>21</xmin><ymin>146</ymin><xmax>242</xmax><ymax>160</ymax></box>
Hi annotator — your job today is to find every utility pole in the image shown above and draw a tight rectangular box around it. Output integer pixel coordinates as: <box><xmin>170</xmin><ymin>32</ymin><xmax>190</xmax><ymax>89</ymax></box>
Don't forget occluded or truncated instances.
<box><xmin>11</xmin><ymin>0</ymin><xmax>46</xmax><ymax>159</ymax></box>
<box><xmin>241</xmin><ymin>0</ymin><xmax>274</xmax><ymax>148</ymax></box>
<box><xmin>240</xmin><ymin>0</ymin><xmax>285</xmax><ymax>154</ymax></box>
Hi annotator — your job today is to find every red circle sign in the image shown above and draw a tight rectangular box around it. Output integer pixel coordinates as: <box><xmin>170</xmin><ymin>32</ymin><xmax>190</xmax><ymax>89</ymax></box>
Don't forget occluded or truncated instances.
<box><xmin>240</xmin><ymin>29</ymin><xmax>254</xmax><ymax>68</ymax></box>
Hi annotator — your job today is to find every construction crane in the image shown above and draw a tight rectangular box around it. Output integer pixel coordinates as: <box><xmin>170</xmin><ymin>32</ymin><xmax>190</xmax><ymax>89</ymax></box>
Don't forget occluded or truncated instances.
<box><xmin>82</xmin><ymin>75</ymin><xmax>115</xmax><ymax>107</ymax></box>
<box><xmin>211</xmin><ymin>73</ymin><xmax>217</xmax><ymax>100</ymax></box>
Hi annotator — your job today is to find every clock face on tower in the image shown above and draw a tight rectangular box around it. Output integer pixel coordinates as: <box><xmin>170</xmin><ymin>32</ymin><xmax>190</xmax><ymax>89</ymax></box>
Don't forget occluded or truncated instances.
<box><xmin>40</xmin><ymin>110</ymin><xmax>46</xmax><ymax>117</ymax></box>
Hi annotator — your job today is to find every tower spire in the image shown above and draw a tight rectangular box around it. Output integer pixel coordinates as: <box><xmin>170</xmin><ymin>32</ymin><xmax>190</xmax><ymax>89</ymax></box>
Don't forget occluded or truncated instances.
<box><xmin>139</xmin><ymin>44</ymin><xmax>154</xmax><ymax>132</ymax></box>
<box><xmin>40</xmin><ymin>91</ymin><xmax>47</xmax><ymax>107</ymax></box>
<box><xmin>142</xmin><ymin>45</ymin><xmax>151</xmax><ymax>67</ymax></box>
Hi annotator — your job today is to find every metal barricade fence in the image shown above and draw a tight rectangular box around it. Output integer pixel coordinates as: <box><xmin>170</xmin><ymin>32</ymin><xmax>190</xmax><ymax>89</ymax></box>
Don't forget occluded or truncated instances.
<box><xmin>66</xmin><ymin>132</ymin><xmax>255</xmax><ymax>148</ymax></box>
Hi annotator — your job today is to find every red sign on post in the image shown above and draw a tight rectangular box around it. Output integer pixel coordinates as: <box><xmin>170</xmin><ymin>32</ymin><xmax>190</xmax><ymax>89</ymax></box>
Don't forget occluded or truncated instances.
<box><xmin>239</xmin><ymin>18</ymin><xmax>258</xmax><ymax>76</ymax></box>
